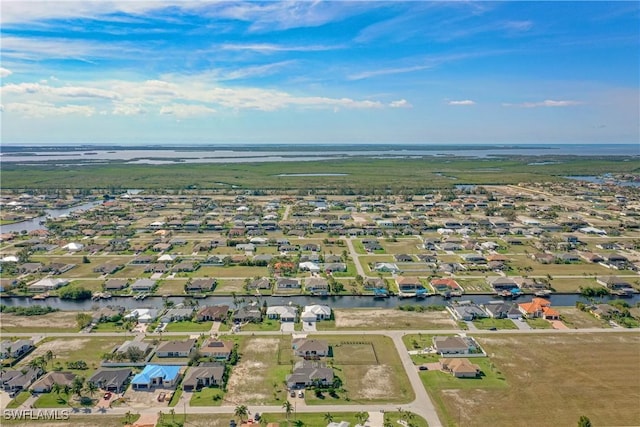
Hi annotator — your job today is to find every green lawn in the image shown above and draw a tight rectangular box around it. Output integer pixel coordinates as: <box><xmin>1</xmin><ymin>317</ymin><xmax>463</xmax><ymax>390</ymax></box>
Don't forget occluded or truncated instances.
<box><xmin>189</xmin><ymin>386</ymin><xmax>225</xmax><ymax>406</ymax></box>
<box><xmin>472</xmin><ymin>318</ymin><xmax>518</xmax><ymax>330</ymax></box>
<box><xmin>237</xmin><ymin>319</ymin><xmax>281</xmax><ymax>331</ymax></box>
<box><xmin>6</xmin><ymin>391</ymin><xmax>30</xmax><ymax>408</ymax></box>
<box><xmin>33</xmin><ymin>392</ymin><xmax>71</xmax><ymax>408</ymax></box>
<box><xmin>164</xmin><ymin>321</ymin><xmax>213</xmax><ymax>332</ymax></box>
<box><xmin>525</xmin><ymin>318</ymin><xmax>553</xmax><ymax>329</ymax></box>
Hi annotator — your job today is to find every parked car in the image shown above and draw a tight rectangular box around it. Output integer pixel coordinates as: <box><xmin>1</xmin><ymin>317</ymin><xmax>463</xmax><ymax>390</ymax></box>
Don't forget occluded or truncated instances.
<box><xmin>254</xmin><ymin>413</ymin><xmax>261</xmax><ymax>421</ymax></box>
<box><xmin>290</xmin><ymin>390</ymin><xmax>296</xmax><ymax>397</ymax></box>
<box><xmin>419</xmin><ymin>365</ymin><xmax>428</xmax><ymax>371</ymax></box>
<box><xmin>103</xmin><ymin>392</ymin><xmax>112</xmax><ymax>399</ymax></box>
<box><xmin>298</xmin><ymin>390</ymin><xmax>304</xmax><ymax>398</ymax></box>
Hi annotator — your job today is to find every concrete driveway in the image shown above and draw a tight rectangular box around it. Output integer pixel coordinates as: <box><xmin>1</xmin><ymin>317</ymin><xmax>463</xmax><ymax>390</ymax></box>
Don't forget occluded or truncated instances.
<box><xmin>302</xmin><ymin>321</ymin><xmax>317</xmax><ymax>331</ymax></box>
<box><xmin>280</xmin><ymin>322</ymin><xmax>295</xmax><ymax>332</ymax></box>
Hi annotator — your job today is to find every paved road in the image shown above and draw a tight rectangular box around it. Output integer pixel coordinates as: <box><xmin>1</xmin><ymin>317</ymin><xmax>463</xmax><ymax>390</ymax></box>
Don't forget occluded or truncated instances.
<box><xmin>343</xmin><ymin>236</ymin><xmax>368</xmax><ymax>278</ymax></box>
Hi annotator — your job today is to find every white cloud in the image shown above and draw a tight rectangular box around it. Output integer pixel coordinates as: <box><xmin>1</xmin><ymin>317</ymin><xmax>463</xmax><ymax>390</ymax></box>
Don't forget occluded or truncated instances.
<box><xmin>0</xmin><ymin>67</ymin><xmax>12</xmax><ymax>78</ymax></box>
<box><xmin>1</xmin><ymin>82</ymin><xmax>120</xmax><ymax>100</ymax></box>
<box><xmin>348</xmin><ymin>65</ymin><xmax>432</xmax><ymax>81</ymax></box>
<box><xmin>4</xmin><ymin>101</ymin><xmax>94</xmax><ymax>117</ymax></box>
<box><xmin>503</xmin><ymin>100</ymin><xmax>582</xmax><ymax>108</ymax></box>
<box><xmin>112</xmin><ymin>103</ymin><xmax>146</xmax><ymax>116</ymax></box>
<box><xmin>448</xmin><ymin>100</ymin><xmax>475</xmax><ymax>106</ymax></box>
<box><xmin>220</xmin><ymin>43</ymin><xmax>343</xmax><ymax>53</ymax></box>
<box><xmin>160</xmin><ymin>104</ymin><xmax>217</xmax><ymax>118</ymax></box>
<box><xmin>390</xmin><ymin>99</ymin><xmax>412</xmax><ymax>108</ymax></box>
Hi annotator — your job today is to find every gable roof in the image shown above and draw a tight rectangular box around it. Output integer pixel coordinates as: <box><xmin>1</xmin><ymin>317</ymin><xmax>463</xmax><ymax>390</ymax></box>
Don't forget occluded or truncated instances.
<box><xmin>131</xmin><ymin>365</ymin><xmax>180</xmax><ymax>385</ymax></box>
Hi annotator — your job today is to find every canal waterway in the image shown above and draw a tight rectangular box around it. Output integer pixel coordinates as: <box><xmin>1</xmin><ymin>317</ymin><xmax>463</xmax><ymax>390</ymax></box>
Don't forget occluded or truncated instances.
<box><xmin>1</xmin><ymin>293</ymin><xmax>637</xmax><ymax>311</ymax></box>
<box><xmin>0</xmin><ymin>200</ymin><xmax>103</xmax><ymax>234</ymax></box>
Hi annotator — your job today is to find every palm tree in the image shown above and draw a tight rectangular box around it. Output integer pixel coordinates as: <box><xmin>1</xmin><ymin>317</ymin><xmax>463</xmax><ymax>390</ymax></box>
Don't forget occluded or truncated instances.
<box><xmin>293</xmin><ymin>420</ymin><xmax>304</xmax><ymax>427</ymax></box>
<box><xmin>44</xmin><ymin>350</ymin><xmax>54</xmax><ymax>368</ymax></box>
<box><xmin>234</xmin><ymin>405</ymin><xmax>249</xmax><ymax>422</ymax></box>
<box><xmin>282</xmin><ymin>400</ymin><xmax>293</xmax><ymax>421</ymax></box>
<box><xmin>52</xmin><ymin>383</ymin><xmax>62</xmax><ymax>396</ymax></box>
<box><xmin>324</xmin><ymin>413</ymin><xmax>334</xmax><ymax>424</ymax></box>
<box><xmin>84</xmin><ymin>381</ymin><xmax>98</xmax><ymax>398</ymax></box>
<box><xmin>356</xmin><ymin>411</ymin><xmax>369</xmax><ymax>425</ymax></box>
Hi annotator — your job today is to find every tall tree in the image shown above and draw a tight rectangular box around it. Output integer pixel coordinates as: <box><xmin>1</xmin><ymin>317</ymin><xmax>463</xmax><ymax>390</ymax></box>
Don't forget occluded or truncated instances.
<box><xmin>234</xmin><ymin>405</ymin><xmax>249</xmax><ymax>422</ymax></box>
<box><xmin>282</xmin><ymin>400</ymin><xmax>293</xmax><ymax>421</ymax></box>
<box><xmin>324</xmin><ymin>413</ymin><xmax>334</xmax><ymax>424</ymax></box>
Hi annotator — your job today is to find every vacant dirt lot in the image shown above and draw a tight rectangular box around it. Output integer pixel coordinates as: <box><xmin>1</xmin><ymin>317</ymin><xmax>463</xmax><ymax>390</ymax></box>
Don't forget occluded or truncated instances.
<box><xmin>434</xmin><ymin>333</ymin><xmax>640</xmax><ymax>427</ymax></box>
<box><xmin>224</xmin><ymin>337</ymin><xmax>281</xmax><ymax>405</ymax></box>
<box><xmin>334</xmin><ymin>308</ymin><xmax>456</xmax><ymax>329</ymax></box>
<box><xmin>21</xmin><ymin>338</ymin><xmax>88</xmax><ymax>365</ymax></box>
<box><xmin>124</xmin><ymin>387</ymin><xmax>176</xmax><ymax>409</ymax></box>
<box><xmin>1</xmin><ymin>311</ymin><xmax>82</xmax><ymax>332</ymax></box>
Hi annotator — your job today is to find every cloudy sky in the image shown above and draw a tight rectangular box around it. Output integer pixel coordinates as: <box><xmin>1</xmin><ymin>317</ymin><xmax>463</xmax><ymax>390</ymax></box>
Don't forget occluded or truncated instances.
<box><xmin>1</xmin><ymin>1</ymin><xmax>638</xmax><ymax>144</ymax></box>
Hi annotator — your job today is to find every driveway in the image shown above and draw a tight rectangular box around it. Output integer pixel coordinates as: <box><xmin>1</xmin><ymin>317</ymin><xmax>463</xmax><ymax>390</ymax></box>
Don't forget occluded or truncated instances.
<box><xmin>280</xmin><ymin>322</ymin><xmax>295</xmax><ymax>333</ymax></box>
<box><xmin>513</xmin><ymin>318</ymin><xmax>531</xmax><ymax>330</ymax></box>
<box><xmin>302</xmin><ymin>321</ymin><xmax>317</xmax><ymax>332</ymax></box>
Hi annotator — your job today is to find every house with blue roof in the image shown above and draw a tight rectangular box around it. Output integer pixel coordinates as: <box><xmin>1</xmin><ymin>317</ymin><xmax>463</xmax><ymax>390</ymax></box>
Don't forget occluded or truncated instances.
<box><xmin>131</xmin><ymin>365</ymin><xmax>181</xmax><ymax>390</ymax></box>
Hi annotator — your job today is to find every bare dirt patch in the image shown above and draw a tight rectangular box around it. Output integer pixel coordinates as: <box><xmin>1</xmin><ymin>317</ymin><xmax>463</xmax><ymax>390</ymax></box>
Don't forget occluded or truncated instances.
<box><xmin>21</xmin><ymin>339</ymin><xmax>88</xmax><ymax>365</ymax></box>
<box><xmin>0</xmin><ymin>311</ymin><xmax>82</xmax><ymax>331</ymax></box>
<box><xmin>334</xmin><ymin>308</ymin><xmax>456</xmax><ymax>329</ymax></box>
<box><xmin>123</xmin><ymin>387</ymin><xmax>175</xmax><ymax>409</ymax></box>
<box><xmin>224</xmin><ymin>338</ymin><xmax>280</xmax><ymax>405</ymax></box>
<box><xmin>356</xmin><ymin>365</ymin><xmax>393</xmax><ymax>399</ymax></box>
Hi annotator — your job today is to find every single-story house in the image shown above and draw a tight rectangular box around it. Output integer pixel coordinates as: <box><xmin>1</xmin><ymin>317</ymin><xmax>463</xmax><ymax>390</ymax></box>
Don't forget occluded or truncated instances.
<box><xmin>104</xmin><ymin>278</ymin><xmax>129</xmax><ymax>291</ymax></box>
<box><xmin>160</xmin><ymin>308</ymin><xmax>194</xmax><ymax>323</ymax></box>
<box><xmin>232</xmin><ymin>304</ymin><xmax>262</xmax><ymax>323</ymax></box>
<box><xmin>31</xmin><ymin>372</ymin><xmax>77</xmax><ymax>393</ymax></box>
<box><xmin>185</xmin><ymin>278</ymin><xmax>216</xmax><ymax>292</ymax></box>
<box><xmin>305</xmin><ymin>277</ymin><xmax>329</xmax><ymax>294</ymax></box>
<box><xmin>432</xmin><ymin>336</ymin><xmax>477</xmax><ymax>355</ymax></box>
<box><xmin>440</xmin><ymin>358</ymin><xmax>480</xmax><ymax>378</ymax></box>
<box><xmin>301</xmin><ymin>304</ymin><xmax>331</xmax><ymax>322</ymax></box>
<box><xmin>27</xmin><ymin>278</ymin><xmax>68</xmax><ymax>293</ymax></box>
<box><xmin>374</xmin><ymin>262</ymin><xmax>400</xmax><ymax>273</ymax></box>
<box><xmin>1</xmin><ymin>367</ymin><xmax>42</xmax><ymax>393</ymax></box>
<box><xmin>483</xmin><ymin>301</ymin><xmax>521</xmax><ymax>319</ymax></box>
<box><xmin>130</xmin><ymin>278</ymin><xmax>157</xmax><ymax>292</ymax></box>
<box><xmin>588</xmin><ymin>304</ymin><xmax>621</xmax><ymax>319</ymax></box>
<box><xmin>299</xmin><ymin>261</ymin><xmax>321</xmax><ymax>273</ymax></box>
<box><xmin>449</xmin><ymin>301</ymin><xmax>487</xmax><ymax>321</ymax></box>
<box><xmin>87</xmin><ymin>368</ymin><xmax>132</xmax><ymax>393</ymax></box>
<box><xmin>292</xmin><ymin>338</ymin><xmax>329</xmax><ymax>359</ymax></box>
<box><xmin>276</xmin><ymin>278</ymin><xmax>301</xmax><ymax>289</ymax></box>
<box><xmin>246</xmin><ymin>277</ymin><xmax>271</xmax><ymax>290</ymax></box>
<box><xmin>182</xmin><ymin>363</ymin><xmax>225</xmax><ymax>391</ymax></box>
<box><xmin>196</xmin><ymin>305</ymin><xmax>229</xmax><ymax>322</ymax></box>
<box><xmin>430</xmin><ymin>278</ymin><xmax>463</xmax><ymax>293</ymax></box>
<box><xmin>266</xmin><ymin>305</ymin><xmax>298</xmax><ymax>322</ymax></box>
<box><xmin>124</xmin><ymin>308</ymin><xmax>159</xmax><ymax>323</ymax></box>
<box><xmin>199</xmin><ymin>339</ymin><xmax>234</xmax><ymax>361</ymax></box>
<box><xmin>131</xmin><ymin>365</ymin><xmax>181</xmax><ymax>390</ymax></box>
<box><xmin>0</xmin><ymin>339</ymin><xmax>34</xmax><ymax>359</ymax></box>
<box><xmin>156</xmin><ymin>338</ymin><xmax>197</xmax><ymax>358</ymax></box>
<box><xmin>114</xmin><ymin>341</ymin><xmax>151</xmax><ymax>359</ymax></box>
<box><xmin>286</xmin><ymin>361</ymin><xmax>334</xmax><ymax>389</ymax></box>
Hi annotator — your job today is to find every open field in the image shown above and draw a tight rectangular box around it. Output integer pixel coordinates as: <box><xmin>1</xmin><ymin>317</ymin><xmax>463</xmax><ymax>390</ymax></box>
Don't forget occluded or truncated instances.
<box><xmin>0</xmin><ymin>312</ymin><xmax>81</xmax><ymax>333</ymax></box>
<box><xmin>306</xmin><ymin>334</ymin><xmax>414</xmax><ymax>405</ymax></box>
<box><xmin>323</xmin><ymin>308</ymin><xmax>457</xmax><ymax>330</ymax></box>
<box><xmin>3</xmin><ymin>157</ymin><xmax>638</xmax><ymax>190</ymax></box>
<box><xmin>428</xmin><ymin>333</ymin><xmax>640</xmax><ymax>427</ymax></box>
<box><xmin>224</xmin><ymin>336</ymin><xmax>290</xmax><ymax>405</ymax></box>
<box><xmin>19</xmin><ymin>337</ymin><xmax>118</xmax><ymax>377</ymax></box>
<box><xmin>556</xmin><ymin>307</ymin><xmax>611</xmax><ymax>329</ymax></box>
<box><xmin>0</xmin><ymin>416</ymin><xmax>137</xmax><ymax>427</ymax></box>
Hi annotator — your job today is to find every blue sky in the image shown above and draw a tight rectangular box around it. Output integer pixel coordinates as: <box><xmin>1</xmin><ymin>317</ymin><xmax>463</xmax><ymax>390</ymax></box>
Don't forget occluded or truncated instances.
<box><xmin>1</xmin><ymin>1</ymin><xmax>638</xmax><ymax>144</ymax></box>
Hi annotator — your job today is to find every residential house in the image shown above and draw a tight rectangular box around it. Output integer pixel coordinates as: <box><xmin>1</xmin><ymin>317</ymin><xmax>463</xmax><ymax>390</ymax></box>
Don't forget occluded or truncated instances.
<box><xmin>124</xmin><ymin>308</ymin><xmax>159</xmax><ymax>323</ymax></box>
<box><xmin>276</xmin><ymin>278</ymin><xmax>301</xmax><ymax>290</ymax></box>
<box><xmin>156</xmin><ymin>339</ymin><xmax>197</xmax><ymax>358</ymax></box>
<box><xmin>31</xmin><ymin>372</ymin><xmax>77</xmax><ymax>393</ymax></box>
<box><xmin>199</xmin><ymin>339</ymin><xmax>234</xmax><ymax>361</ymax></box>
<box><xmin>104</xmin><ymin>279</ymin><xmax>128</xmax><ymax>291</ymax></box>
<box><xmin>518</xmin><ymin>298</ymin><xmax>560</xmax><ymax>320</ymax></box>
<box><xmin>588</xmin><ymin>304</ymin><xmax>621</xmax><ymax>319</ymax></box>
<box><xmin>87</xmin><ymin>368</ymin><xmax>132</xmax><ymax>393</ymax></box>
<box><xmin>182</xmin><ymin>363</ymin><xmax>225</xmax><ymax>392</ymax></box>
<box><xmin>299</xmin><ymin>261</ymin><xmax>321</xmax><ymax>273</ymax></box>
<box><xmin>488</xmin><ymin>277</ymin><xmax>520</xmax><ymax>293</ymax></box>
<box><xmin>292</xmin><ymin>339</ymin><xmax>329</xmax><ymax>359</ymax></box>
<box><xmin>114</xmin><ymin>341</ymin><xmax>151</xmax><ymax>360</ymax></box>
<box><xmin>597</xmin><ymin>276</ymin><xmax>634</xmax><ymax>291</ymax></box>
<box><xmin>172</xmin><ymin>261</ymin><xmax>199</xmax><ymax>272</ymax></box>
<box><xmin>322</xmin><ymin>262</ymin><xmax>347</xmax><ymax>273</ymax></box>
<box><xmin>0</xmin><ymin>339</ymin><xmax>34</xmax><ymax>359</ymax></box>
<box><xmin>432</xmin><ymin>336</ymin><xmax>478</xmax><ymax>355</ymax></box>
<box><xmin>131</xmin><ymin>365</ymin><xmax>181</xmax><ymax>390</ymax></box>
<box><xmin>185</xmin><ymin>278</ymin><xmax>216</xmax><ymax>292</ymax></box>
<box><xmin>93</xmin><ymin>263</ymin><xmax>124</xmax><ymax>275</ymax></box>
<box><xmin>286</xmin><ymin>361</ymin><xmax>334</xmax><ymax>389</ymax></box>
<box><xmin>130</xmin><ymin>278</ymin><xmax>157</xmax><ymax>292</ymax></box>
<box><xmin>27</xmin><ymin>278</ymin><xmax>68</xmax><ymax>293</ymax></box>
<box><xmin>483</xmin><ymin>301</ymin><xmax>521</xmax><ymax>319</ymax></box>
<box><xmin>232</xmin><ymin>304</ymin><xmax>262</xmax><ymax>323</ymax></box>
<box><xmin>246</xmin><ymin>277</ymin><xmax>271</xmax><ymax>290</ymax></box>
<box><xmin>305</xmin><ymin>277</ymin><xmax>329</xmax><ymax>294</ymax></box>
<box><xmin>1</xmin><ymin>367</ymin><xmax>42</xmax><ymax>394</ymax></box>
<box><xmin>160</xmin><ymin>308</ymin><xmax>194</xmax><ymax>323</ymax></box>
<box><xmin>440</xmin><ymin>358</ymin><xmax>480</xmax><ymax>378</ymax></box>
<box><xmin>430</xmin><ymin>278</ymin><xmax>462</xmax><ymax>294</ymax></box>
<box><xmin>266</xmin><ymin>305</ymin><xmax>298</xmax><ymax>322</ymax></box>
<box><xmin>301</xmin><ymin>305</ymin><xmax>331</xmax><ymax>322</ymax></box>
<box><xmin>196</xmin><ymin>305</ymin><xmax>229</xmax><ymax>322</ymax></box>
<box><xmin>396</xmin><ymin>276</ymin><xmax>426</xmax><ymax>297</ymax></box>
<box><xmin>374</xmin><ymin>262</ymin><xmax>400</xmax><ymax>273</ymax></box>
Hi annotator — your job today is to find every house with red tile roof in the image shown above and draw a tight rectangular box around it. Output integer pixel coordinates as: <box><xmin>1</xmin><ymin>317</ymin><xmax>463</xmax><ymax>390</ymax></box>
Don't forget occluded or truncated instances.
<box><xmin>518</xmin><ymin>297</ymin><xmax>559</xmax><ymax>320</ymax></box>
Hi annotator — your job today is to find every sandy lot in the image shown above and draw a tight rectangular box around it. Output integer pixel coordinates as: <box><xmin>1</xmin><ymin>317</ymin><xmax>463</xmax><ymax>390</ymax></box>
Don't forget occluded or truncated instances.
<box><xmin>20</xmin><ymin>338</ymin><xmax>89</xmax><ymax>365</ymax></box>
<box><xmin>224</xmin><ymin>337</ymin><xmax>279</xmax><ymax>405</ymax></box>
<box><xmin>334</xmin><ymin>308</ymin><xmax>457</xmax><ymax>329</ymax></box>
<box><xmin>124</xmin><ymin>387</ymin><xmax>176</xmax><ymax>409</ymax></box>
<box><xmin>0</xmin><ymin>311</ymin><xmax>82</xmax><ymax>331</ymax></box>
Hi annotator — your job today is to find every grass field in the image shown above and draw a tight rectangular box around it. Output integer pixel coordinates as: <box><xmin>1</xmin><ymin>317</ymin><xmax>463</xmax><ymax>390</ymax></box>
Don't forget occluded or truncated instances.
<box><xmin>472</xmin><ymin>318</ymin><xmax>518</xmax><ymax>330</ymax></box>
<box><xmin>0</xmin><ymin>312</ymin><xmax>81</xmax><ymax>333</ymax></box>
<box><xmin>524</xmin><ymin>318</ymin><xmax>553</xmax><ymax>329</ymax></box>
<box><xmin>556</xmin><ymin>307</ymin><xmax>610</xmax><ymax>329</ymax></box>
<box><xmin>320</xmin><ymin>308</ymin><xmax>457</xmax><ymax>330</ymax></box>
<box><xmin>6</xmin><ymin>391</ymin><xmax>30</xmax><ymax>408</ymax></box>
<box><xmin>164</xmin><ymin>320</ymin><xmax>213</xmax><ymax>332</ymax></box>
<box><xmin>305</xmin><ymin>334</ymin><xmax>414</xmax><ymax>405</ymax></box>
<box><xmin>3</xmin><ymin>157</ymin><xmax>637</xmax><ymax>191</ymax></box>
<box><xmin>428</xmin><ymin>333</ymin><xmax>640</xmax><ymax>427</ymax></box>
<box><xmin>20</xmin><ymin>337</ymin><xmax>118</xmax><ymax>377</ymax></box>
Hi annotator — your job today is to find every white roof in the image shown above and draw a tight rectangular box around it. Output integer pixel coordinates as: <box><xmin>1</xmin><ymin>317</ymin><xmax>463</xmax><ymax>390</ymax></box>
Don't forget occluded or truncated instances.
<box><xmin>1</xmin><ymin>256</ymin><xmax>18</xmax><ymax>263</ymax></box>
<box><xmin>303</xmin><ymin>304</ymin><xmax>331</xmax><ymax>316</ymax></box>
<box><xmin>158</xmin><ymin>254</ymin><xmax>176</xmax><ymax>262</ymax></box>
<box><xmin>266</xmin><ymin>306</ymin><xmax>298</xmax><ymax>317</ymax></box>
<box><xmin>299</xmin><ymin>261</ymin><xmax>320</xmax><ymax>271</ymax></box>
<box><xmin>64</xmin><ymin>242</ymin><xmax>84</xmax><ymax>251</ymax></box>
